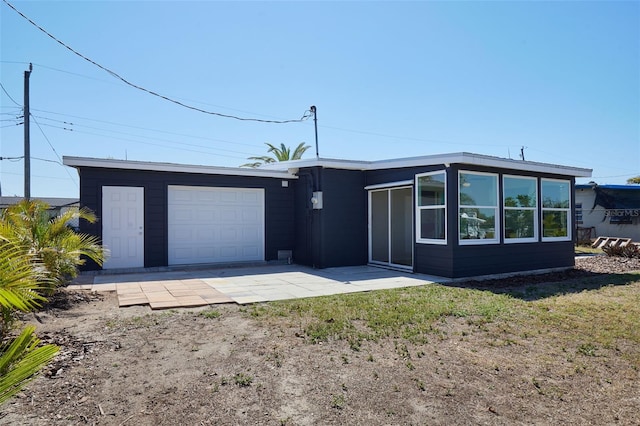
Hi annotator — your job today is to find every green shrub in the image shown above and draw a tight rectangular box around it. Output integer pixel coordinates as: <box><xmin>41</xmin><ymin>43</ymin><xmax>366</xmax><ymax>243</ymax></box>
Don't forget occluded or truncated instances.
<box><xmin>0</xmin><ymin>237</ymin><xmax>59</xmax><ymax>405</ymax></box>
<box><xmin>0</xmin><ymin>200</ymin><xmax>105</xmax><ymax>292</ymax></box>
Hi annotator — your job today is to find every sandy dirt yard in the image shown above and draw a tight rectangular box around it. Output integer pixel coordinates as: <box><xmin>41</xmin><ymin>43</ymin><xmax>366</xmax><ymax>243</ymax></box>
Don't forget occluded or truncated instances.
<box><xmin>1</xmin><ymin>256</ymin><xmax>639</xmax><ymax>425</ymax></box>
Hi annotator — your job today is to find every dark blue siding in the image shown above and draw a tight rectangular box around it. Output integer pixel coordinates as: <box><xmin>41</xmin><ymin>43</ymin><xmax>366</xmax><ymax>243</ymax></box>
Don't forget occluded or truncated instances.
<box><xmin>77</xmin><ymin>167</ymin><xmax>295</xmax><ymax>270</ymax></box>
<box><xmin>318</xmin><ymin>169</ymin><xmax>368</xmax><ymax>268</ymax></box>
<box><xmin>77</xmin><ymin>161</ymin><xmax>578</xmax><ymax>279</ymax></box>
<box><xmin>365</xmin><ymin>166</ymin><xmax>443</xmax><ymax>187</ymax></box>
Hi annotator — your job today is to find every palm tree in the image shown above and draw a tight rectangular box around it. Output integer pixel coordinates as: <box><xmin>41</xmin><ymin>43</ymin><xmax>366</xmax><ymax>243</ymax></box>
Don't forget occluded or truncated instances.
<box><xmin>241</xmin><ymin>142</ymin><xmax>311</xmax><ymax>168</ymax></box>
<box><xmin>0</xmin><ymin>200</ymin><xmax>106</xmax><ymax>293</ymax></box>
<box><xmin>0</xmin><ymin>236</ymin><xmax>58</xmax><ymax>404</ymax></box>
<box><xmin>0</xmin><ymin>236</ymin><xmax>48</xmax><ymax>336</ymax></box>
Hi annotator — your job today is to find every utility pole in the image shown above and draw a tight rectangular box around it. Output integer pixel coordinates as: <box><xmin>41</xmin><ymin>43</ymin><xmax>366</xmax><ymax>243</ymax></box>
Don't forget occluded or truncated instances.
<box><xmin>310</xmin><ymin>105</ymin><xmax>319</xmax><ymax>159</ymax></box>
<box><xmin>24</xmin><ymin>63</ymin><xmax>32</xmax><ymax>200</ymax></box>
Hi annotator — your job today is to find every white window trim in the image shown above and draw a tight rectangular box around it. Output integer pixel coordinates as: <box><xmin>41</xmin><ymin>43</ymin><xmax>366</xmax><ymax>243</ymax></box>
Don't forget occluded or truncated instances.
<box><xmin>541</xmin><ymin>178</ymin><xmax>572</xmax><ymax>242</ymax></box>
<box><xmin>415</xmin><ymin>171</ymin><xmax>447</xmax><ymax>245</ymax></box>
<box><xmin>503</xmin><ymin>175</ymin><xmax>538</xmax><ymax>244</ymax></box>
<box><xmin>458</xmin><ymin>171</ymin><xmax>499</xmax><ymax>245</ymax></box>
<box><xmin>368</xmin><ymin>186</ymin><xmax>414</xmax><ymax>270</ymax></box>
<box><xmin>364</xmin><ymin>180</ymin><xmax>413</xmax><ymax>191</ymax></box>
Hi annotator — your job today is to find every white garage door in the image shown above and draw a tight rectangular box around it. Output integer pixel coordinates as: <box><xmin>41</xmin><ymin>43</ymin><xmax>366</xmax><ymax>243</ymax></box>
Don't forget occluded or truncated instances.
<box><xmin>168</xmin><ymin>186</ymin><xmax>265</xmax><ymax>265</ymax></box>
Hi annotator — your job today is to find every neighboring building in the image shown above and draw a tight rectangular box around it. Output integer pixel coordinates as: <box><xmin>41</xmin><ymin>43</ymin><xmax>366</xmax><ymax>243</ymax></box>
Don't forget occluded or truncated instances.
<box><xmin>575</xmin><ymin>184</ymin><xmax>640</xmax><ymax>242</ymax></box>
<box><xmin>0</xmin><ymin>196</ymin><xmax>80</xmax><ymax>229</ymax></box>
<box><xmin>63</xmin><ymin>153</ymin><xmax>591</xmax><ymax>278</ymax></box>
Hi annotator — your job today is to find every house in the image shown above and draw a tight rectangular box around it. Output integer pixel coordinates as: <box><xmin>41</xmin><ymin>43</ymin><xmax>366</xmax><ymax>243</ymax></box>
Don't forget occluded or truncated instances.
<box><xmin>63</xmin><ymin>152</ymin><xmax>591</xmax><ymax>278</ymax></box>
<box><xmin>575</xmin><ymin>183</ymin><xmax>640</xmax><ymax>242</ymax></box>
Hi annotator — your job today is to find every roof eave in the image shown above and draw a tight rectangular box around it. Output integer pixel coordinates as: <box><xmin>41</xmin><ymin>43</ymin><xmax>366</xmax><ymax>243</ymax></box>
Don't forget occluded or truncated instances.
<box><xmin>62</xmin><ymin>156</ymin><xmax>299</xmax><ymax>180</ymax></box>
<box><xmin>259</xmin><ymin>152</ymin><xmax>592</xmax><ymax>177</ymax></box>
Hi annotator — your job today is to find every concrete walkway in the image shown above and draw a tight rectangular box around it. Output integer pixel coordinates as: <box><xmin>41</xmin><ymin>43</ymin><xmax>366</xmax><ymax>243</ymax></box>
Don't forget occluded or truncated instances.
<box><xmin>68</xmin><ymin>264</ymin><xmax>450</xmax><ymax>310</ymax></box>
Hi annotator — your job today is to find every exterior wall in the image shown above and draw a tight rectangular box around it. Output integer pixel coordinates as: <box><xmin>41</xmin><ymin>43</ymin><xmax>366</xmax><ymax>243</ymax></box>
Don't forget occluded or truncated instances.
<box><xmin>77</xmin><ymin>160</ymin><xmax>581</xmax><ymax>278</ymax></box>
<box><xmin>293</xmin><ymin>170</ymin><xmax>314</xmax><ymax>266</ymax></box>
<box><xmin>442</xmin><ymin>164</ymin><xmax>576</xmax><ymax>278</ymax></box>
<box><xmin>576</xmin><ymin>187</ymin><xmax>640</xmax><ymax>242</ymax></box>
<box><xmin>318</xmin><ymin>168</ymin><xmax>368</xmax><ymax>268</ymax></box>
<box><xmin>293</xmin><ymin>168</ymin><xmax>367</xmax><ymax>268</ymax></box>
<box><xmin>77</xmin><ymin>167</ymin><xmax>296</xmax><ymax>270</ymax></box>
<box><xmin>450</xmin><ymin>242</ymin><xmax>575</xmax><ymax>278</ymax></box>
<box><xmin>365</xmin><ymin>165</ymin><xmax>443</xmax><ymax>187</ymax></box>
<box><xmin>302</xmin><ymin>163</ymin><xmax>578</xmax><ymax>278</ymax></box>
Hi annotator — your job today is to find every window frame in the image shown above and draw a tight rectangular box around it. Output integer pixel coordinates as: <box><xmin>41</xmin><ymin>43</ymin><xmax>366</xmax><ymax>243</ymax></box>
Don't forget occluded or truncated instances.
<box><xmin>541</xmin><ymin>178</ymin><xmax>572</xmax><ymax>242</ymax></box>
<box><xmin>458</xmin><ymin>170</ymin><xmax>499</xmax><ymax>245</ymax></box>
<box><xmin>502</xmin><ymin>175</ymin><xmax>538</xmax><ymax>244</ymax></box>
<box><xmin>415</xmin><ymin>171</ymin><xmax>447</xmax><ymax>245</ymax></box>
<box><xmin>575</xmin><ymin>202</ymin><xmax>583</xmax><ymax>225</ymax></box>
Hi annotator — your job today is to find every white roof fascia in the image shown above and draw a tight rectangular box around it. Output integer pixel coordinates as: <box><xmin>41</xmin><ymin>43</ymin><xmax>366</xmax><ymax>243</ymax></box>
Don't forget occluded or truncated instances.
<box><xmin>259</xmin><ymin>152</ymin><xmax>592</xmax><ymax>178</ymax></box>
<box><xmin>62</xmin><ymin>156</ymin><xmax>299</xmax><ymax>180</ymax></box>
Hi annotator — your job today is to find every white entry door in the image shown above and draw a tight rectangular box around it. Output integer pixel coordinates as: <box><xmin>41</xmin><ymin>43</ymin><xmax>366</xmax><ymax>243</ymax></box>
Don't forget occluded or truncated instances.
<box><xmin>167</xmin><ymin>186</ymin><xmax>264</xmax><ymax>265</ymax></box>
<box><xmin>102</xmin><ymin>186</ymin><xmax>144</xmax><ymax>269</ymax></box>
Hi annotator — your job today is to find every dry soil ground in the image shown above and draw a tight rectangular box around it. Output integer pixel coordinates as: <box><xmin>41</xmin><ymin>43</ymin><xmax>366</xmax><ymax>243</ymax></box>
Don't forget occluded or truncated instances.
<box><xmin>1</xmin><ymin>256</ymin><xmax>639</xmax><ymax>425</ymax></box>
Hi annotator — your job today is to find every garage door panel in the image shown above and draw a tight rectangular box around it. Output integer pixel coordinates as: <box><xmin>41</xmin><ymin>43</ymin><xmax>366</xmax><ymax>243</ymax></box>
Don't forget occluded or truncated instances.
<box><xmin>219</xmin><ymin>227</ymin><xmax>238</xmax><ymax>242</ymax></box>
<box><xmin>170</xmin><ymin>188</ymin><xmax>192</xmax><ymax>202</ymax></box>
<box><xmin>219</xmin><ymin>208</ymin><xmax>238</xmax><ymax>222</ymax></box>
<box><xmin>198</xmin><ymin>191</ymin><xmax>215</xmax><ymax>202</ymax></box>
<box><xmin>242</xmin><ymin>246</ymin><xmax>260</xmax><ymax>257</ymax></box>
<box><xmin>196</xmin><ymin>209</ymin><xmax>216</xmax><ymax>222</ymax></box>
<box><xmin>172</xmin><ymin>208</ymin><xmax>193</xmax><ymax>222</ymax></box>
<box><xmin>168</xmin><ymin>186</ymin><xmax>264</xmax><ymax>265</ymax></box>
<box><xmin>219</xmin><ymin>191</ymin><xmax>239</xmax><ymax>203</ymax></box>
<box><xmin>170</xmin><ymin>228</ymin><xmax>194</xmax><ymax>242</ymax></box>
<box><xmin>242</xmin><ymin>208</ymin><xmax>259</xmax><ymax>222</ymax></box>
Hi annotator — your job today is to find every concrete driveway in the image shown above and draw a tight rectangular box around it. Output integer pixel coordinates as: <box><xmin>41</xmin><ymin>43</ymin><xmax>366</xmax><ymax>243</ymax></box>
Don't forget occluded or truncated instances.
<box><xmin>69</xmin><ymin>264</ymin><xmax>450</xmax><ymax>310</ymax></box>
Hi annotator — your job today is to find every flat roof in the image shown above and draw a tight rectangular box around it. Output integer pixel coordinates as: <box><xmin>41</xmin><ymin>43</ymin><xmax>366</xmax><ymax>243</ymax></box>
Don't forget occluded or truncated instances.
<box><xmin>576</xmin><ymin>184</ymin><xmax>640</xmax><ymax>190</ymax></box>
<box><xmin>63</xmin><ymin>152</ymin><xmax>592</xmax><ymax>180</ymax></box>
<box><xmin>62</xmin><ymin>156</ymin><xmax>299</xmax><ymax>180</ymax></box>
<box><xmin>260</xmin><ymin>152</ymin><xmax>592</xmax><ymax>177</ymax></box>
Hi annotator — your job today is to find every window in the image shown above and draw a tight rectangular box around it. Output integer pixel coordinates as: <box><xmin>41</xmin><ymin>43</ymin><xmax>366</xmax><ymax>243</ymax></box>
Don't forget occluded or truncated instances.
<box><xmin>503</xmin><ymin>176</ymin><xmax>537</xmax><ymax>242</ymax></box>
<box><xmin>575</xmin><ymin>202</ymin><xmax>583</xmax><ymax>225</ymax></box>
<box><xmin>459</xmin><ymin>171</ymin><xmax>498</xmax><ymax>243</ymax></box>
<box><xmin>416</xmin><ymin>171</ymin><xmax>446</xmax><ymax>243</ymax></box>
<box><xmin>541</xmin><ymin>178</ymin><xmax>571</xmax><ymax>241</ymax></box>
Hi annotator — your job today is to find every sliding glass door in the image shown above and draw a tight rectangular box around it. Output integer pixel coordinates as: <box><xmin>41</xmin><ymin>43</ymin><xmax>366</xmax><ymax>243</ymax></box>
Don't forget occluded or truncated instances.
<box><xmin>369</xmin><ymin>187</ymin><xmax>413</xmax><ymax>269</ymax></box>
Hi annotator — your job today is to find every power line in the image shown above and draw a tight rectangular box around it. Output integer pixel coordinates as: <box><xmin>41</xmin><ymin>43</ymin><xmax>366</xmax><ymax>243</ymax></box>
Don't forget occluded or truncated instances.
<box><xmin>0</xmin><ymin>170</ymin><xmax>75</xmax><ymax>181</ymax></box>
<box><xmin>0</xmin><ymin>155</ymin><xmax>23</xmax><ymax>161</ymax></box>
<box><xmin>34</xmin><ymin>123</ymin><xmax>250</xmax><ymax>161</ymax></box>
<box><xmin>3</xmin><ymin>0</ymin><xmax>311</xmax><ymax>124</ymax></box>
<box><xmin>0</xmin><ymin>81</ymin><xmax>21</xmax><ymax>106</ymax></box>
<box><xmin>32</xmin><ymin>114</ymin><xmax>259</xmax><ymax>156</ymax></box>
<box><xmin>0</xmin><ymin>123</ymin><xmax>23</xmax><ymax>128</ymax></box>
<box><xmin>33</xmin><ymin>156</ymin><xmax>63</xmax><ymax>165</ymax></box>
<box><xmin>31</xmin><ymin>108</ymin><xmax>262</xmax><ymax>149</ymax></box>
<box><xmin>29</xmin><ymin>114</ymin><xmax>78</xmax><ymax>187</ymax></box>
<box><xmin>5</xmin><ymin>61</ymin><xmax>302</xmax><ymax>122</ymax></box>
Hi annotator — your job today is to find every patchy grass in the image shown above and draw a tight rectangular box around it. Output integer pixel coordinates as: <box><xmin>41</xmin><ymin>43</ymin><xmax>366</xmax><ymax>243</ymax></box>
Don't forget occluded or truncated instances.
<box><xmin>575</xmin><ymin>245</ymin><xmax>603</xmax><ymax>255</ymax></box>
<box><xmin>250</xmin><ymin>273</ymin><xmax>640</xmax><ymax>366</ymax></box>
<box><xmin>198</xmin><ymin>309</ymin><xmax>222</xmax><ymax>319</ymax></box>
<box><xmin>250</xmin><ymin>285</ymin><xmax>515</xmax><ymax>345</ymax></box>
<box><xmin>529</xmin><ymin>275</ymin><xmax>640</xmax><ymax>356</ymax></box>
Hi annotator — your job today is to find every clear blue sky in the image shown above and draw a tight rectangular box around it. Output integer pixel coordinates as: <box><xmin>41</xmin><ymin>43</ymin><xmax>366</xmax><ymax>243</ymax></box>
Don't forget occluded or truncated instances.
<box><xmin>1</xmin><ymin>0</ymin><xmax>638</xmax><ymax>198</ymax></box>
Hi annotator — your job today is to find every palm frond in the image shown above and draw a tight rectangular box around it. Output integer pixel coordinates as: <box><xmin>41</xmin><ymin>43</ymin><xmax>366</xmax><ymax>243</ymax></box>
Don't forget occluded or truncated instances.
<box><xmin>291</xmin><ymin>142</ymin><xmax>311</xmax><ymax>160</ymax></box>
<box><xmin>0</xmin><ymin>242</ymin><xmax>46</xmax><ymax>313</ymax></box>
<box><xmin>0</xmin><ymin>325</ymin><xmax>59</xmax><ymax>405</ymax></box>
